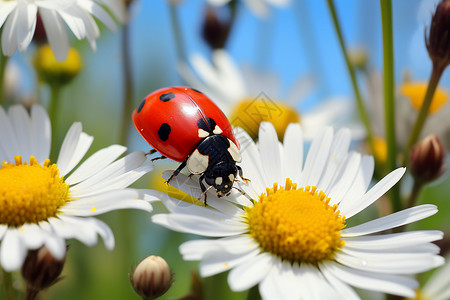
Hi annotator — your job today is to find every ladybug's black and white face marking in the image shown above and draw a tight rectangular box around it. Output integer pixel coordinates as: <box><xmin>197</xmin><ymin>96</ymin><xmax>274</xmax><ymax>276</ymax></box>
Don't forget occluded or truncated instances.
<box><xmin>158</xmin><ymin>123</ymin><xmax>171</xmax><ymax>141</ymax></box>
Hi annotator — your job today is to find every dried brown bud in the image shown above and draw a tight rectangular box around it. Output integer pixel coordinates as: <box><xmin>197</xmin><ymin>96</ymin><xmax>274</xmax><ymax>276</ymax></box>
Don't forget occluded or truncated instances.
<box><xmin>410</xmin><ymin>134</ymin><xmax>446</xmax><ymax>183</ymax></box>
<box><xmin>426</xmin><ymin>0</ymin><xmax>450</xmax><ymax>68</ymax></box>
<box><xmin>131</xmin><ymin>256</ymin><xmax>173</xmax><ymax>300</ymax></box>
<box><xmin>21</xmin><ymin>246</ymin><xmax>66</xmax><ymax>293</ymax></box>
<box><xmin>202</xmin><ymin>6</ymin><xmax>233</xmax><ymax>49</ymax></box>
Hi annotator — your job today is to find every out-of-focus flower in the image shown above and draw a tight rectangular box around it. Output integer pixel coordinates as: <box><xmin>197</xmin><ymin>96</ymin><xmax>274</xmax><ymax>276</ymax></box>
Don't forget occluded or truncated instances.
<box><xmin>0</xmin><ymin>104</ymin><xmax>154</xmax><ymax>272</ymax></box>
<box><xmin>131</xmin><ymin>255</ymin><xmax>173</xmax><ymax>300</ymax></box>
<box><xmin>406</xmin><ymin>258</ymin><xmax>450</xmax><ymax>300</ymax></box>
<box><xmin>180</xmin><ymin>50</ymin><xmax>364</xmax><ymax>141</ymax></box>
<box><xmin>0</xmin><ymin>0</ymin><xmax>128</xmax><ymax>61</ymax></box>
<box><xmin>201</xmin><ymin>6</ymin><xmax>233</xmax><ymax>49</ymax></box>
<box><xmin>151</xmin><ymin>122</ymin><xmax>443</xmax><ymax>299</ymax></box>
<box><xmin>206</xmin><ymin>0</ymin><xmax>290</xmax><ymax>17</ymax></box>
<box><xmin>426</xmin><ymin>0</ymin><xmax>450</xmax><ymax>69</ymax></box>
<box><xmin>364</xmin><ymin>69</ymin><xmax>450</xmax><ymax>150</ymax></box>
<box><xmin>410</xmin><ymin>134</ymin><xmax>446</xmax><ymax>183</ymax></box>
<box><xmin>34</xmin><ymin>45</ymin><xmax>82</xmax><ymax>86</ymax></box>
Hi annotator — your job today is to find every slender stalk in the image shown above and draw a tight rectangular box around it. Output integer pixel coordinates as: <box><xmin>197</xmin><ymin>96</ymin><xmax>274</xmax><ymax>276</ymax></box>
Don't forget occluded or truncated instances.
<box><xmin>119</xmin><ymin>22</ymin><xmax>133</xmax><ymax>146</ymax></box>
<box><xmin>406</xmin><ymin>180</ymin><xmax>424</xmax><ymax>210</ymax></box>
<box><xmin>326</xmin><ymin>0</ymin><xmax>375</xmax><ymax>155</ymax></box>
<box><xmin>402</xmin><ymin>62</ymin><xmax>445</xmax><ymax>166</ymax></box>
<box><xmin>25</xmin><ymin>288</ymin><xmax>39</xmax><ymax>300</ymax></box>
<box><xmin>246</xmin><ymin>285</ymin><xmax>261</xmax><ymax>300</ymax></box>
<box><xmin>48</xmin><ymin>83</ymin><xmax>61</xmax><ymax>160</ymax></box>
<box><xmin>1</xmin><ymin>268</ymin><xmax>16</xmax><ymax>300</ymax></box>
<box><xmin>0</xmin><ymin>54</ymin><xmax>9</xmax><ymax>106</ymax></box>
<box><xmin>169</xmin><ymin>2</ymin><xmax>186</xmax><ymax>62</ymax></box>
<box><xmin>380</xmin><ymin>0</ymin><xmax>400</xmax><ymax>212</ymax></box>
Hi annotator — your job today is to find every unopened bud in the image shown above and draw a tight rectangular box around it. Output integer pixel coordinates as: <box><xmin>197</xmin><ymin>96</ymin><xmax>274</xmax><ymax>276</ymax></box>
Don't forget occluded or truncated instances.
<box><xmin>426</xmin><ymin>0</ymin><xmax>450</xmax><ymax>68</ymax></box>
<box><xmin>410</xmin><ymin>134</ymin><xmax>446</xmax><ymax>183</ymax></box>
<box><xmin>131</xmin><ymin>256</ymin><xmax>173</xmax><ymax>300</ymax></box>
<box><xmin>348</xmin><ymin>46</ymin><xmax>369</xmax><ymax>71</ymax></box>
<box><xmin>202</xmin><ymin>6</ymin><xmax>232</xmax><ymax>49</ymax></box>
<box><xmin>21</xmin><ymin>246</ymin><xmax>66</xmax><ymax>292</ymax></box>
<box><xmin>34</xmin><ymin>45</ymin><xmax>82</xmax><ymax>84</ymax></box>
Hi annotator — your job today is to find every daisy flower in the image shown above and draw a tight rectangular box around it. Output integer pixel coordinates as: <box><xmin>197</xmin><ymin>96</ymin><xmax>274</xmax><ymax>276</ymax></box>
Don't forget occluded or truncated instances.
<box><xmin>0</xmin><ymin>104</ymin><xmax>153</xmax><ymax>272</ymax></box>
<box><xmin>179</xmin><ymin>49</ymin><xmax>365</xmax><ymax>141</ymax></box>
<box><xmin>409</xmin><ymin>258</ymin><xmax>450</xmax><ymax>300</ymax></box>
<box><xmin>151</xmin><ymin>122</ymin><xmax>443</xmax><ymax>299</ymax></box>
<box><xmin>206</xmin><ymin>0</ymin><xmax>290</xmax><ymax>17</ymax></box>
<box><xmin>0</xmin><ymin>0</ymin><xmax>127</xmax><ymax>61</ymax></box>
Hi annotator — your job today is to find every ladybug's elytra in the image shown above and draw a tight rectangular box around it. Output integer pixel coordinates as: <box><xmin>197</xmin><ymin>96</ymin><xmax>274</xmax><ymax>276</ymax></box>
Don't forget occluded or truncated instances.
<box><xmin>132</xmin><ymin>86</ymin><xmax>245</xmax><ymax>202</ymax></box>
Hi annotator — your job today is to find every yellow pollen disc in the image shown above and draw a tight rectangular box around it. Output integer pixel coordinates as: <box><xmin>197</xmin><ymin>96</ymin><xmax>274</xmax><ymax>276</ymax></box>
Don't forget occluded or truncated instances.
<box><xmin>229</xmin><ymin>98</ymin><xmax>300</xmax><ymax>141</ymax></box>
<box><xmin>246</xmin><ymin>179</ymin><xmax>346</xmax><ymax>264</ymax></box>
<box><xmin>400</xmin><ymin>82</ymin><xmax>448</xmax><ymax>114</ymax></box>
<box><xmin>0</xmin><ymin>156</ymin><xmax>70</xmax><ymax>227</ymax></box>
<box><xmin>406</xmin><ymin>289</ymin><xmax>428</xmax><ymax>300</ymax></box>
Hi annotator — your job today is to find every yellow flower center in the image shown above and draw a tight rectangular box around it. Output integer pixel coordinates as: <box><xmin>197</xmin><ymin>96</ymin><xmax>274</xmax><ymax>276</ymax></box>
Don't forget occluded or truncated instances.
<box><xmin>406</xmin><ymin>289</ymin><xmax>428</xmax><ymax>300</ymax></box>
<box><xmin>373</xmin><ymin>136</ymin><xmax>388</xmax><ymax>164</ymax></box>
<box><xmin>0</xmin><ymin>156</ymin><xmax>70</xmax><ymax>227</ymax></box>
<box><xmin>400</xmin><ymin>82</ymin><xmax>448</xmax><ymax>114</ymax></box>
<box><xmin>229</xmin><ymin>98</ymin><xmax>300</xmax><ymax>141</ymax></box>
<box><xmin>246</xmin><ymin>179</ymin><xmax>346</xmax><ymax>264</ymax></box>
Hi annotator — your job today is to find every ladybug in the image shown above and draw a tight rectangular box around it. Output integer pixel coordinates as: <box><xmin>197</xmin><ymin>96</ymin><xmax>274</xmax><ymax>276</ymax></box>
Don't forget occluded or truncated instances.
<box><xmin>133</xmin><ymin>86</ymin><xmax>245</xmax><ymax>202</ymax></box>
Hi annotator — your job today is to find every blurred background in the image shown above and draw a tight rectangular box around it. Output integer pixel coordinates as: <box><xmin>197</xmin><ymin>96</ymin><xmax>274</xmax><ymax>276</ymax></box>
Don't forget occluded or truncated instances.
<box><xmin>4</xmin><ymin>0</ymin><xmax>450</xmax><ymax>299</ymax></box>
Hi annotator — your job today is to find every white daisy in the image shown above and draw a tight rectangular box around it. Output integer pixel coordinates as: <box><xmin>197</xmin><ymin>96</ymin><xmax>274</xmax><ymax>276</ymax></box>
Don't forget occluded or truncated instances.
<box><xmin>0</xmin><ymin>0</ymin><xmax>127</xmax><ymax>61</ymax></box>
<box><xmin>0</xmin><ymin>104</ymin><xmax>153</xmax><ymax>272</ymax></box>
<box><xmin>179</xmin><ymin>49</ymin><xmax>365</xmax><ymax>141</ymax></box>
<box><xmin>412</xmin><ymin>258</ymin><xmax>450</xmax><ymax>300</ymax></box>
<box><xmin>151</xmin><ymin>122</ymin><xmax>443</xmax><ymax>299</ymax></box>
<box><xmin>206</xmin><ymin>0</ymin><xmax>290</xmax><ymax>17</ymax></box>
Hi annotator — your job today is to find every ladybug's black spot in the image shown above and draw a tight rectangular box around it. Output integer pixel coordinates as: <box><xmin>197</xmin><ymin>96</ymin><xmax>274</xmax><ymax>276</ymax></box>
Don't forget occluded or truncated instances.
<box><xmin>191</xmin><ymin>88</ymin><xmax>203</xmax><ymax>94</ymax></box>
<box><xmin>160</xmin><ymin>92</ymin><xmax>176</xmax><ymax>102</ymax></box>
<box><xmin>137</xmin><ymin>99</ymin><xmax>146</xmax><ymax>113</ymax></box>
<box><xmin>197</xmin><ymin>117</ymin><xmax>217</xmax><ymax>133</ymax></box>
<box><xmin>158</xmin><ymin>123</ymin><xmax>171</xmax><ymax>141</ymax></box>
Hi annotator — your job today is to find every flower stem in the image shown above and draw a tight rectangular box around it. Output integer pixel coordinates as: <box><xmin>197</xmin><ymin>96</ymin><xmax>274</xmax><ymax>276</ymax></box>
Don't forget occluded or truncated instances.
<box><xmin>326</xmin><ymin>0</ymin><xmax>375</xmax><ymax>156</ymax></box>
<box><xmin>1</xmin><ymin>268</ymin><xmax>16</xmax><ymax>300</ymax></box>
<box><xmin>119</xmin><ymin>22</ymin><xmax>133</xmax><ymax>146</ymax></box>
<box><xmin>406</xmin><ymin>179</ymin><xmax>424</xmax><ymax>209</ymax></box>
<box><xmin>48</xmin><ymin>83</ymin><xmax>62</xmax><ymax>160</ymax></box>
<box><xmin>246</xmin><ymin>285</ymin><xmax>261</xmax><ymax>300</ymax></box>
<box><xmin>402</xmin><ymin>62</ymin><xmax>445</xmax><ymax>166</ymax></box>
<box><xmin>25</xmin><ymin>288</ymin><xmax>38</xmax><ymax>300</ymax></box>
<box><xmin>380</xmin><ymin>0</ymin><xmax>400</xmax><ymax>212</ymax></box>
<box><xmin>0</xmin><ymin>53</ymin><xmax>9</xmax><ymax>106</ymax></box>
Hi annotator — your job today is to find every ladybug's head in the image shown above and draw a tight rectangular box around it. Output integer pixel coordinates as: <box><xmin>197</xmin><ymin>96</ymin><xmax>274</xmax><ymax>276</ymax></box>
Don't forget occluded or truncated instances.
<box><xmin>204</xmin><ymin>162</ymin><xmax>238</xmax><ymax>197</ymax></box>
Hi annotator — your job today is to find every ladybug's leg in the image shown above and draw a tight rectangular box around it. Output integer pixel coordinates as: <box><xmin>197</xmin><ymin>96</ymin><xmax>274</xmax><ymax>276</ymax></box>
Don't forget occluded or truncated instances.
<box><xmin>151</xmin><ymin>155</ymin><xmax>167</xmax><ymax>162</ymax></box>
<box><xmin>198</xmin><ymin>174</ymin><xmax>210</xmax><ymax>206</ymax></box>
<box><xmin>146</xmin><ymin>149</ymin><xmax>157</xmax><ymax>156</ymax></box>
<box><xmin>237</xmin><ymin>166</ymin><xmax>250</xmax><ymax>183</ymax></box>
<box><xmin>165</xmin><ymin>160</ymin><xmax>187</xmax><ymax>184</ymax></box>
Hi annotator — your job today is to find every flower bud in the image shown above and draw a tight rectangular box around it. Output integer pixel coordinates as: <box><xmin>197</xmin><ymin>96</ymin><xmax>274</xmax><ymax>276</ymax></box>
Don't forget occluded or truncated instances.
<box><xmin>21</xmin><ymin>246</ymin><xmax>66</xmax><ymax>292</ymax></box>
<box><xmin>348</xmin><ymin>46</ymin><xmax>369</xmax><ymax>71</ymax></box>
<box><xmin>201</xmin><ymin>6</ymin><xmax>232</xmax><ymax>49</ymax></box>
<box><xmin>34</xmin><ymin>45</ymin><xmax>82</xmax><ymax>84</ymax></box>
<box><xmin>131</xmin><ymin>256</ymin><xmax>173</xmax><ymax>300</ymax></box>
<box><xmin>410</xmin><ymin>134</ymin><xmax>446</xmax><ymax>183</ymax></box>
<box><xmin>426</xmin><ymin>0</ymin><xmax>450</xmax><ymax>68</ymax></box>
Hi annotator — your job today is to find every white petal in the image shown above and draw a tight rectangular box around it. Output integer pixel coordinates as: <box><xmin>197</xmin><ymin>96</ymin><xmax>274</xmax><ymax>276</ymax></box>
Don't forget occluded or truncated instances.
<box><xmin>1</xmin><ymin>229</ymin><xmax>26</xmax><ymax>271</ymax></box>
<box><xmin>16</xmin><ymin>2</ymin><xmax>37</xmax><ymax>52</ymax></box>
<box><xmin>259</xmin><ymin>122</ymin><xmax>282</xmax><ymax>186</ymax></box>
<box><xmin>340</xmin><ymin>168</ymin><xmax>406</xmax><ymax>218</ymax></box>
<box><xmin>199</xmin><ymin>248</ymin><xmax>260</xmax><ymax>277</ymax></box>
<box><xmin>320</xmin><ymin>264</ymin><xmax>360</xmax><ymax>300</ymax></box>
<box><xmin>57</xmin><ymin>123</ymin><xmax>92</xmax><ymax>176</ymax></box>
<box><xmin>66</xmin><ymin>145</ymin><xmax>126</xmax><ymax>185</ymax></box>
<box><xmin>282</xmin><ymin>123</ymin><xmax>303</xmax><ymax>184</ymax></box>
<box><xmin>327</xmin><ymin>152</ymin><xmax>361</xmax><ymax>205</ymax></box>
<box><xmin>29</xmin><ymin>105</ymin><xmax>51</xmax><ymax>163</ymax></box>
<box><xmin>341</xmin><ymin>204</ymin><xmax>438</xmax><ymax>237</ymax></box>
<box><xmin>424</xmin><ymin>260</ymin><xmax>450</xmax><ymax>299</ymax></box>
<box><xmin>78</xmin><ymin>1</ymin><xmax>116</xmax><ymax>32</ymax></box>
<box><xmin>298</xmin><ymin>127</ymin><xmax>333</xmax><ymax>187</ymax></box>
<box><xmin>259</xmin><ymin>260</ymin><xmax>303</xmax><ymax>300</ymax></box>
<box><xmin>152</xmin><ymin>213</ymin><xmax>246</xmax><ymax>237</ymax></box>
<box><xmin>322</xmin><ymin>261</ymin><xmax>417</xmax><ymax>298</ymax></box>
<box><xmin>9</xmin><ymin>105</ymin><xmax>31</xmax><ymax>160</ymax></box>
<box><xmin>39</xmin><ymin>8</ymin><xmax>69</xmax><ymax>61</ymax></box>
<box><xmin>2</xmin><ymin>7</ymin><xmax>19</xmax><ymax>56</ymax></box>
<box><xmin>0</xmin><ymin>2</ymin><xmax>17</xmax><ymax>28</ymax></box>
<box><xmin>298</xmin><ymin>264</ymin><xmax>338</xmax><ymax>300</ymax></box>
<box><xmin>18</xmin><ymin>223</ymin><xmax>46</xmax><ymax>250</ymax></box>
<box><xmin>228</xmin><ymin>252</ymin><xmax>274</xmax><ymax>291</ymax></box>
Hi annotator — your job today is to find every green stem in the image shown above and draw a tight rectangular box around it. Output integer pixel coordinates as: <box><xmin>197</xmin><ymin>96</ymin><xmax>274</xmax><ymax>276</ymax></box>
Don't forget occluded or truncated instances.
<box><xmin>1</xmin><ymin>268</ymin><xmax>16</xmax><ymax>300</ymax></box>
<box><xmin>380</xmin><ymin>0</ymin><xmax>401</xmax><ymax>212</ymax></box>
<box><xmin>402</xmin><ymin>62</ymin><xmax>445</xmax><ymax>166</ymax></box>
<box><xmin>119</xmin><ymin>22</ymin><xmax>133</xmax><ymax>146</ymax></box>
<box><xmin>406</xmin><ymin>179</ymin><xmax>424</xmax><ymax>209</ymax></box>
<box><xmin>0</xmin><ymin>54</ymin><xmax>9</xmax><ymax>106</ymax></box>
<box><xmin>246</xmin><ymin>285</ymin><xmax>261</xmax><ymax>300</ymax></box>
<box><xmin>169</xmin><ymin>2</ymin><xmax>186</xmax><ymax>62</ymax></box>
<box><xmin>326</xmin><ymin>0</ymin><xmax>375</xmax><ymax>156</ymax></box>
<box><xmin>48</xmin><ymin>83</ymin><xmax>61</xmax><ymax>160</ymax></box>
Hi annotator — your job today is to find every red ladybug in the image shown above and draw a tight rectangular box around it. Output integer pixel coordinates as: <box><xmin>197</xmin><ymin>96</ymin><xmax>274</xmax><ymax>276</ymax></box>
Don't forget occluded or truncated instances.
<box><xmin>133</xmin><ymin>86</ymin><xmax>244</xmax><ymax>201</ymax></box>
